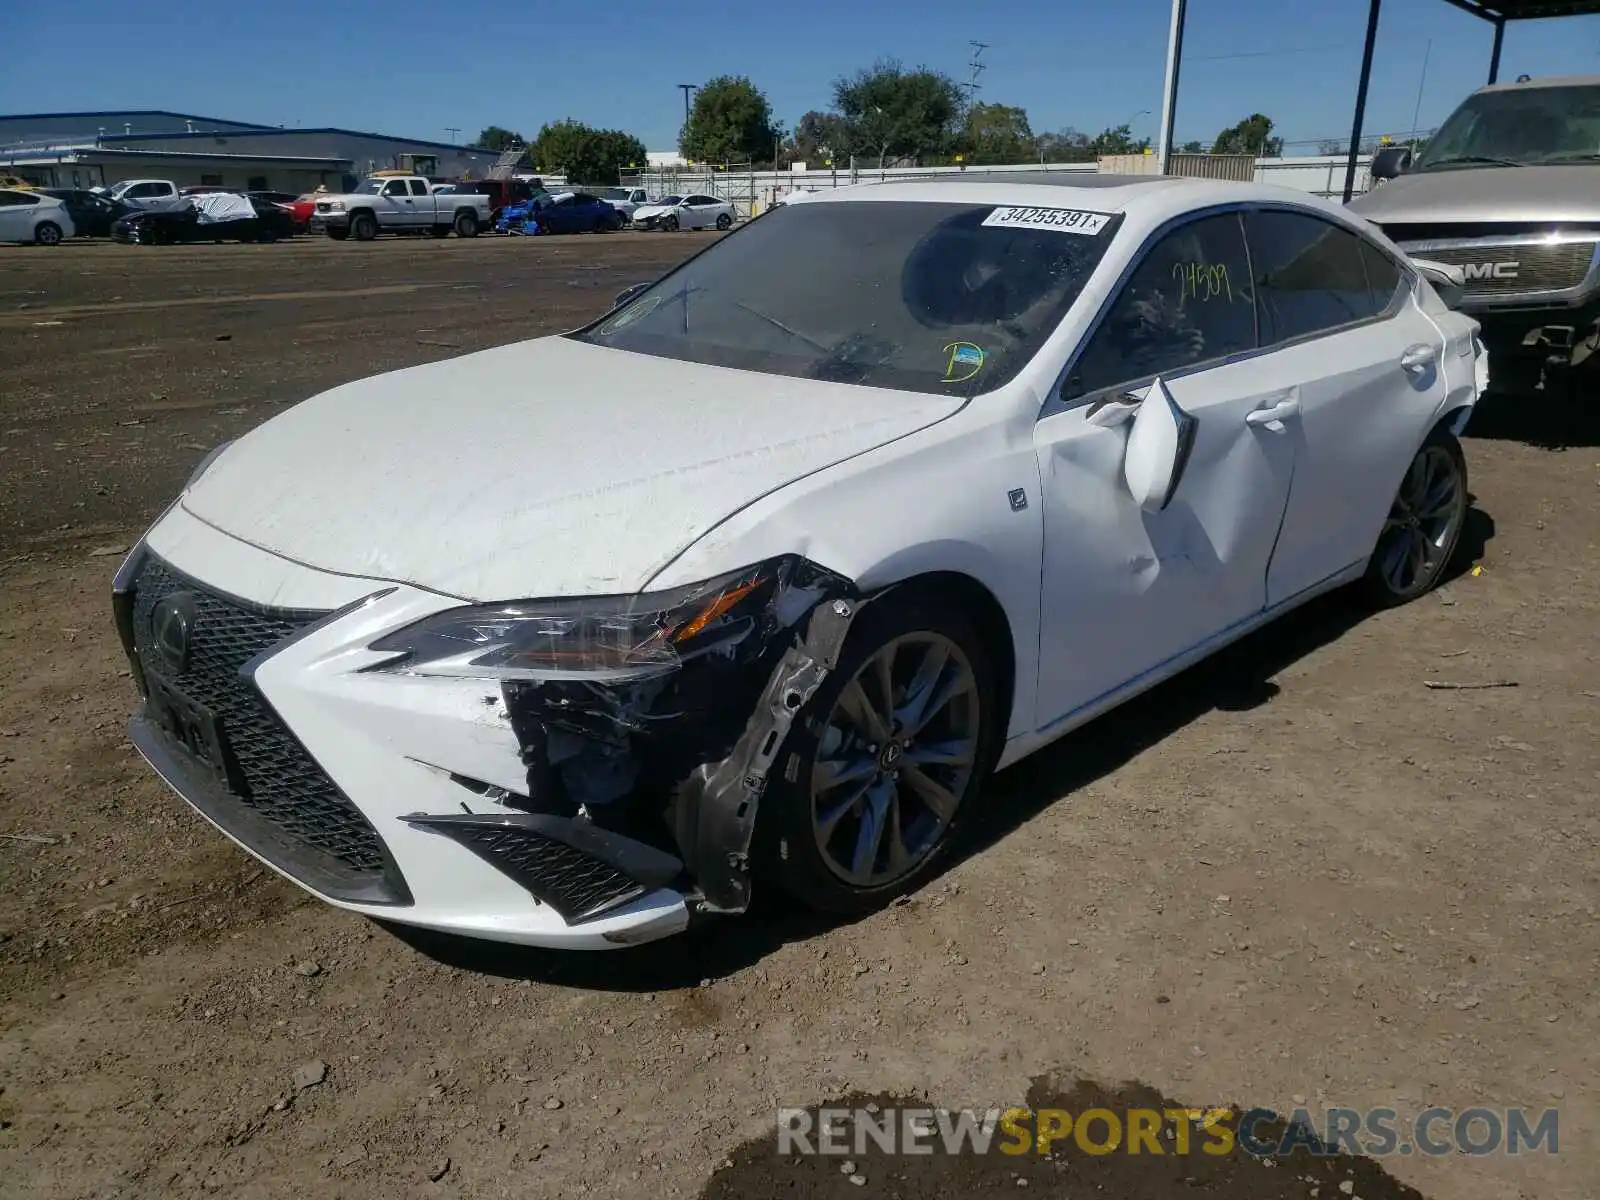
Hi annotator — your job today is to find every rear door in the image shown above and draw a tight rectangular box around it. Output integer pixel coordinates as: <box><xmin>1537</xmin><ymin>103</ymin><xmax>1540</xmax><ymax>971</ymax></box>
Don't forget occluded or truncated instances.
<box><xmin>0</xmin><ymin>190</ymin><xmax>33</xmax><ymax>241</ymax></box>
<box><xmin>1242</xmin><ymin>209</ymin><xmax>1450</xmax><ymax>606</ymax></box>
<box><xmin>1033</xmin><ymin>209</ymin><xmax>1298</xmax><ymax>725</ymax></box>
<box><xmin>408</xmin><ymin>178</ymin><xmax>432</xmax><ymax>223</ymax></box>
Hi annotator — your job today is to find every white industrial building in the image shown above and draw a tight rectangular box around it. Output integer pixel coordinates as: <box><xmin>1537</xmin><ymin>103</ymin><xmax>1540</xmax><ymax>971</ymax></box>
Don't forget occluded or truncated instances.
<box><xmin>0</xmin><ymin>110</ymin><xmax>502</xmax><ymax>193</ymax></box>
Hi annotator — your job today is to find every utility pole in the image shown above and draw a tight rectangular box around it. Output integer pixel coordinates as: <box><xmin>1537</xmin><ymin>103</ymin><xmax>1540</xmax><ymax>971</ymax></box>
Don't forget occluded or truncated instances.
<box><xmin>678</xmin><ymin>84</ymin><xmax>697</xmax><ymax>127</ymax></box>
<box><xmin>444</xmin><ymin>127</ymin><xmax>460</xmax><ymax>144</ymax></box>
<box><xmin>1155</xmin><ymin>0</ymin><xmax>1187</xmax><ymax>175</ymax></box>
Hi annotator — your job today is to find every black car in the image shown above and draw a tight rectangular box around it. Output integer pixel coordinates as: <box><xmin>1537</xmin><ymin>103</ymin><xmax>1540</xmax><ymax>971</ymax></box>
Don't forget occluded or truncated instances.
<box><xmin>110</xmin><ymin>195</ymin><xmax>297</xmax><ymax>245</ymax></box>
<box><xmin>38</xmin><ymin>188</ymin><xmax>136</xmax><ymax>237</ymax></box>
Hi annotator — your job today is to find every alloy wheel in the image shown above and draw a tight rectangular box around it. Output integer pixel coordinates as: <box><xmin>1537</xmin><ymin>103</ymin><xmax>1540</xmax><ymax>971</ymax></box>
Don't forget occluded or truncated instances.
<box><xmin>1375</xmin><ymin>443</ymin><xmax>1465</xmax><ymax>596</ymax></box>
<box><xmin>810</xmin><ymin>633</ymin><xmax>981</xmax><ymax>887</ymax></box>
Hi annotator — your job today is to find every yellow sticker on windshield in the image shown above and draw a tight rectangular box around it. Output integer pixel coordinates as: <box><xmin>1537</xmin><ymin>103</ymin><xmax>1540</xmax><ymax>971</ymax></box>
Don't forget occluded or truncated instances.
<box><xmin>943</xmin><ymin>341</ymin><xmax>986</xmax><ymax>383</ymax></box>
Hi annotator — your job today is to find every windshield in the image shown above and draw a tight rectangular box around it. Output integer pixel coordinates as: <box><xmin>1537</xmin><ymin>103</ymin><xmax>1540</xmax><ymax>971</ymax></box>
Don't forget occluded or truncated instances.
<box><xmin>575</xmin><ymin>199</ymin><xmax>1121</xmax><ymax>395</ymax></box>
<box><xmin>1415</xmin><ymin>83</ymin><xmax>1600</xmax><ymax>169</ymax></box>
<box><xmin>602</xmin><ymin>188</ymin><xmax>629</xmax><ymax>200</ymax></box>
<box><xmin>354</xmin><ymin>179</ymin><xmax>388</xmax><ymax>194</ymax></box>
<box><xmin>659</xmin><ymin>195</ymin><xmax>684</xmax><ymax>206</ymax></box>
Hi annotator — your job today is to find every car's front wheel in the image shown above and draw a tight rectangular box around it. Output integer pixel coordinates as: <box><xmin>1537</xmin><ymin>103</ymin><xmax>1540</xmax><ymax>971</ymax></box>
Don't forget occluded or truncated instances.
<box><xmin>763</xmin><ymin>592</ymin><xmax>998</xmax><ymax>915</ymax></box>
<box><xmin>34</xmin><ymin>221</ymin><xmax>63</xmax><ymax>246</ymax></box>
<box><xmin>1360</xmin><ymin>426</ymin><xmax>1468</xmax><ymax>607</ymax></box>
<box><xmin>350</xmin><ymin>212</ymin><xmax>378</xmax><ymax>241</ymax></box>
<box><xmin>662</xmin><ymin>213</ymin><xmax>679</xmax><ymax>232</ymax></box>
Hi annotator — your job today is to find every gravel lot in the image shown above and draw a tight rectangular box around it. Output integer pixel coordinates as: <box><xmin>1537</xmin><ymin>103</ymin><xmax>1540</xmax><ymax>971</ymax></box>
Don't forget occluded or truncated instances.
<box><xmin>1</xmin><ymin>235</ymin><xmax>1597</xmax><ymax>1200</ymax></box>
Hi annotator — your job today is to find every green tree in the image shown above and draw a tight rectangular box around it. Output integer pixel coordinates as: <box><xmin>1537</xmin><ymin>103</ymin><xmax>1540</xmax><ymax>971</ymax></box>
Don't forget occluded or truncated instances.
<box><xmin>791</xmin><ymin>110</ymin><xmax>850</xmax><ymax>166</ymax></box>
<box><xmin>474</xmin><ymin>126</ymin><xmax>525</xmax><ymax>152</ymax></box>
<box><xmin>528</xmin><ymin>121</ymin><xmax>648</xmax><ymax>185</ymax></box>
<box><xmin>680</xmin><ymin>75</ymin><xmax>781</xmax><ymax>165</ymax></box>
<box><xmin>1036</xmin><ymin>128</ymin><xmax>1094</xmax><ymax>163</ymax></box>
<box><xmin>962</xmin><ymin>102</ymin><xmax>1035</xmax><ymax>164</ymax></box>
<box><xmin>833</xmin><ymin>59</ymin><xmax>966</xmax><ymax>167</ymax></box>
<box><xmin>1180</xmin><ymin>139</ymin><xmax>1205</xmax><ymax>153</ymax></box>
<box><xmin>1088</xmin><ymin>124</ymin><xmax>1151</xmax><ymax>156</ymax></box>
<box><xmin>1211</xmin><ymin>113</ymin><xmax>1283</xmax><ymax>156</ymax></box>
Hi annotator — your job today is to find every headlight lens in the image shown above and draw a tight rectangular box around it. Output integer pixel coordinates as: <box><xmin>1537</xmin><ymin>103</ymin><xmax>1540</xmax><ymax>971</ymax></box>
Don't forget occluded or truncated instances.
<box><xmin>368</xmin><ymin>559</ymin><xmax>811</xmax><ymax>679</ymax></box>
<box><xmin>325</xmin><ymin>200</ymin><xmax>346</xmax><ymax>212</ymax></box>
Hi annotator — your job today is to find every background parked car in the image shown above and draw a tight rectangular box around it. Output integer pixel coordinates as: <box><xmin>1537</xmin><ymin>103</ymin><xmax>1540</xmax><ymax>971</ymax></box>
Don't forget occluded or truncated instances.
<box><xmin>102</xmin><ymin>179</ymin><xmax>185</xmax><ymax>211</ymax></box>
<box><xmin>246</xmin><ymin>191</ymin><xmax>308</xmax><ymax>232</ymax></box>
<box><xmin>599</xmin><ymin>186</ymin><xmax>650</xmax><ymax>222</ymax></box>
<box><xmin>38</xmin><ymin>188</ymin><xmax>135</xmax><ymax>237</ymax></box>
<box><xmin>0</xmin><ymin>188</ymin><xmax>75</xmax><ymax>244</ymax></box>
<box><xmin>528</xmin><ymin>191</ymin><xmax>624</xmax><ymax>234</ymax></box>
<box><xmin>111</xmin><ymin>193</ymin><xmax>295</xmax><ymax>245</ymax></box>
<box><xmin>631</xmin><ymin>193</ymin><xmax>735</xmax><ymax>231</ymax></box>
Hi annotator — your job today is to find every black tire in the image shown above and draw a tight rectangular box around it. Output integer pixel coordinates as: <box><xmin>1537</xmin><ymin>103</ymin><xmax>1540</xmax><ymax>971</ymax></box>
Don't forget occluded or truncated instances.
<box><xmin>428</xmin><ymin>224</ymin><xmax>450</xmax><ymax>238</ymax></box>
<box><xmin>715</xmin><ymin>212</ymin><xmax>732</xmax><ymax>231</ymax></box>
<box><xmin>326</xmin><ymin>226</ymin><xmax>350</xmax><ymax>241</ymax></box>
<box><xmin>1358</xmin><ymin>425</ymin><xmax>1469</xmax><ymax>609</ymax></box>
<box><xmin>603</xmin><ymin>211</ymin><xmax>624</xmax><ymax>232</ymax></box>
<box><xmin>35</xmin><ymin>221</ymin><xmax>63</xmax><ymax>246</ymax></box>
<box><xmin>453</xmin><ymin>210</ymin><xmax>479</xmax><ymax>238</ymax></box>
<box><xmin>350</xmin><ymin>212</ymin><xmax>378</xmax><ymax>241</ymax></box>
<box><xmin>760</xmin><ymin>590</ymin><xmax>999</xmax><ymax>916</ymax></box>
<box><xmin>662</xmin><ymin>213</ymin><xmax>679</xmax><ymax>232</ymax></box>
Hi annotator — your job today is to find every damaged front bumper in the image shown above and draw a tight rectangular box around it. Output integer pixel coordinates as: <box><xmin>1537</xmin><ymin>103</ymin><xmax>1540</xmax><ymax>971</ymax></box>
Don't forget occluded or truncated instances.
<box><xmin>115</xmin><ymin>505</ymin><xmax>857</xmax><ymax>949</ymax></box>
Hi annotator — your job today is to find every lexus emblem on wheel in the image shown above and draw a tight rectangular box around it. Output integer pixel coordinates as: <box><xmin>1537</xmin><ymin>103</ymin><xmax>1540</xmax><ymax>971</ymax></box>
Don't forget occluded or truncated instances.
<box><xmin>150</xmin><ymin>592</ymin><xmax>197</xmax><ymax>674</ymax></box>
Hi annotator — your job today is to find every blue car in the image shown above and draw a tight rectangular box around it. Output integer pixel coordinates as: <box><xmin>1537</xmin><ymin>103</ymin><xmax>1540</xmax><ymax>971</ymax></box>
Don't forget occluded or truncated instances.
<box><xmin>502</xmin><ymin>190</ymin><xmax>624</xmax><ymax>235</ymax></box>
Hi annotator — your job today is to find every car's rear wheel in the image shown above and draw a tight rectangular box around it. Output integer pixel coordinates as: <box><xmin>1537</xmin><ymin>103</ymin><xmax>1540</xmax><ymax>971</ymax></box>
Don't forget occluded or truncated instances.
<box><xmin>35</xmin><ymin>221</ymin><xmax>63</xmax><ymax>246</ymax></box>
<box><xmin>453</xmin><ymin>210</ymin><xmax>479</xmax><ymax>238</ymax></box>
<box><xmin>715</xmin><ymin>212</ymin><xmax>732</xmax><ymax>230</ymax></box>
<box><xmin>603</xmin><ymin>211</ymin><xmax>624</xmax><ymax>232</ymax></box>
<box><xmin>350</xmin><ymin>212</ymin><xmax>378</xmax><ymax>241</ymax></box>
<box><xmin>662</xmin><ymin>214</ymin><xmax>679</xmax><ymax>232</ymax></box>
<box><xmin>1360</xmin><ymin>427</ymin><xmax>1468</xmax><ymax>607</ymax></box>
<box><xmin>762</xmin><ymin>592</ymin><xmax>997</xmax><ymax>915</ymax></box>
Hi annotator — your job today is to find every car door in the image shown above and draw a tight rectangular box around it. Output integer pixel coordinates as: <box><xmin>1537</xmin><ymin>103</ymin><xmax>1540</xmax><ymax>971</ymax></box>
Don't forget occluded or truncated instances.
<box><xmin>1032</xmin><ymin>209</ymin><xmax>1299</xmax><ymax>726</ymax></box>
<box><xmin>0</xmin><ymin>190</ymin><xmax>29</xmax><ymax>241</ymax></box>
<box><xmin>408</xmin><ymin>178</ymin><xmax>432</xmax><ymax>225</ymax></box>
<box><xmin>373</xmin><ymin>179</ymin><xmax>410</xmax><ymax>227</ymax></box>
<box><xmin>1242</xmin><ymin>209</ymin><xmax>1450</xmax><ymax>606</ymax></box>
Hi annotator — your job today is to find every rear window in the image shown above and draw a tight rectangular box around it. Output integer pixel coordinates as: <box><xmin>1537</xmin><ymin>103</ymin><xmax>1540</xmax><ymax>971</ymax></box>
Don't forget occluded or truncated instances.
<box><xmin>576</xmin><ymin>200</ymin><xmax>1122</xmax><ymax>395</ymax></box>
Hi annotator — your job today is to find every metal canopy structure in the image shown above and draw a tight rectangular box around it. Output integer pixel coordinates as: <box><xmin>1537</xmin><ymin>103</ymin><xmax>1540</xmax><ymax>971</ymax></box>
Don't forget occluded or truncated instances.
<box><xmin>1153</xmin><ymin>0</ymin><xmax>1600</xmax><ymax>202</ymax></box>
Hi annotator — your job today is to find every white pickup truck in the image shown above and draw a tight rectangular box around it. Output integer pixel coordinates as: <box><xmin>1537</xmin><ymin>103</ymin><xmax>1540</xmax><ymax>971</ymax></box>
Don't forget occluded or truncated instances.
<box><xmin>100</xmin><ymin>179</ymin><xmax>185</xmax><ymax>212</ymax></box>
<box><xmin>309</xmin><ymin>175</ymin><xmax>493</xmax><ymax>240</ymax></box>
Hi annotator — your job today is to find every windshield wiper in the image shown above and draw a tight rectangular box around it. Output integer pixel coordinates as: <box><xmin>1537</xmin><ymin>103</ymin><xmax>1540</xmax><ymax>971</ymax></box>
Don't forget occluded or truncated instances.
<box><xmin>1537</xmin><ymin>151</ymin><xmax>1600</xmax><ymax>164</ymax></box>
<box><xmin>732</xmin><ymin>300</ymin><xmax>828</xmax><ymax>353</ymax></box>
<box><xmin>1420</xmin><ymin>154</ymin><xmax>1524</xmax><ymax>170</ymax></box>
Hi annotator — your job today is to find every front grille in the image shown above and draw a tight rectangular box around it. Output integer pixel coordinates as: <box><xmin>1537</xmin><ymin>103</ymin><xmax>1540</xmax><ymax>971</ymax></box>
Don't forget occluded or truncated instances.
<box><xmin>440</xmin><ymin>824</ymin><xmax>643</xmax><ymax>921</ymax></box>
<box><xmin>129</xmin><ymin>556</ymin><xmax>392</xmax><ymax>883</ymax></box>
<box><xmin>1391</xmin><ymin>239</ymin><xmax>1598</xmax><ymax>298</ymax></box>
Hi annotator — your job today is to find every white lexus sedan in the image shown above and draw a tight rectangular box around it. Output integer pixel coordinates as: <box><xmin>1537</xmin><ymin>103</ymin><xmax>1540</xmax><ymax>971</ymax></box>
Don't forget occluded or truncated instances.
<box><xmin>114</xmin><ymin>176</ymin><xmax>1484</xmax><ymax>950</ymax></box>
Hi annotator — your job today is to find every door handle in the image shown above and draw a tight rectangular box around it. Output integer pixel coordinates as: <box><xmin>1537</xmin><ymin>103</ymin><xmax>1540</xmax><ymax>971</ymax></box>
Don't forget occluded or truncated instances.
<box><xmin>1245</xmin><ymin>396</ymin><xmax>1300</xmax><ymax>428</ymax></box>
<box><xmin>1400</xmin><ymin>343</ymin><xmax>1436</xmax><ymax>373</ymax></box>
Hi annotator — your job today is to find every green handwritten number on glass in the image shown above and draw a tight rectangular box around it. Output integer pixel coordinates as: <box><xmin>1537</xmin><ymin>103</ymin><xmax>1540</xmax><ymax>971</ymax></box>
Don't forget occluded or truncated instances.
<box><xmin>1172</xmin><ymin>261</ymin><xmax>1234</xmax><ymax>304</ymax></box>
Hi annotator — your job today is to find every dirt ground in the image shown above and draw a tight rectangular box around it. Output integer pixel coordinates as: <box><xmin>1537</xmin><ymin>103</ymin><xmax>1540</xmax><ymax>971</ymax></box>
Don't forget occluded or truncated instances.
<box><xmin>1</xmin><ymin>235</ymin><xmax>1597</xmax><ymax>1200</ymax></box>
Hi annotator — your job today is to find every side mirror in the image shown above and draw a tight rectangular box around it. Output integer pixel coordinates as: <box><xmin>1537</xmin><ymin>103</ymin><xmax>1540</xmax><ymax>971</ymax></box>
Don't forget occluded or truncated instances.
<box><xmin>1122</xmin><ymin>378</ymin><xmax>1198</xmax><ymax>512</ymax></box>
<box><xmin>612</xmin><ymin>282</ymin><xmax>650</xmax><ymax>309</ymax></box>
<box><xmin>1410</xmin><ymin>258</ymin><xmax>1466</xmax><ymax>310</ymax></box>
<box><xmin>1369</xmin><ymin>146</ymin><xmax>1412</xmax><ymax>183</ymax></box>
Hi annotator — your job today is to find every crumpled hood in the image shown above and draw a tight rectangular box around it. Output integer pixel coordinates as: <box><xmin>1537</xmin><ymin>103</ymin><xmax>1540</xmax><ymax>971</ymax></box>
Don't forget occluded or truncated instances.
<box><xmin>1349</xmin><ymin>165</ymin><xmax>1600</xmax><ymax>228</ymax></box>
<box><xmin>181</xmin><ymin>337</ymin><xmax>962</xmax><ymax>600</ymax></box>
<box><xmin>632</xmin><ymin>204</ymin><xmax>678</xmax><ymax>220</ymax></box>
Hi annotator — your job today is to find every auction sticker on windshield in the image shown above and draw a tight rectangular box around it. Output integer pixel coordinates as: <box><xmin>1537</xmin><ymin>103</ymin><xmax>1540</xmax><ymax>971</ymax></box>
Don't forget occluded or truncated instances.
<box><xmin>982</xmin><ymin>206</ymin><xmax>1111</xmax><ymax>235</ymax></box>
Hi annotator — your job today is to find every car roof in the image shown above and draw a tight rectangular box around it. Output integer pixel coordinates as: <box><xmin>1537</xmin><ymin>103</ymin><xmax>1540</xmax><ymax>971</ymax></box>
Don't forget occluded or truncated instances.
<box><xmin>1476</xmin><ymin>73</ymin><xmax>1600</xmax><ymax>94</ymax></box>
<box><xmin>791</xmin><ymin>173</ymin><xmax>1357</xmax><ymax>230</ymax></box>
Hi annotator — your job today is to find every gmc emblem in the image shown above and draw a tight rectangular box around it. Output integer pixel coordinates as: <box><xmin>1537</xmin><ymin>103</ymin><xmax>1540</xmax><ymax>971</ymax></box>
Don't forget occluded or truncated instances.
<box><xmin>1462</xmin><ymin>261</ymin><xmax>1520</xmax><ymax>281</ymax></box>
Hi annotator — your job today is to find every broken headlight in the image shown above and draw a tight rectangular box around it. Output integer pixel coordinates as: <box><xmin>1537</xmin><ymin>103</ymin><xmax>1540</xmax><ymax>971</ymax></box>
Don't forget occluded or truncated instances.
<box><xmin>368</xmin><ymin>557</ymin><xmax>830</xmax><ymax>679</ymax></box>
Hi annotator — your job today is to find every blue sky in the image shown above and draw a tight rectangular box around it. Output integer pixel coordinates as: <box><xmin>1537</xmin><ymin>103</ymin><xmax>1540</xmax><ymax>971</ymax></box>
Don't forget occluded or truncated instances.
<box><xmin>3</xmin><ymin>0</ymin><xmax>1598</xmax><ymax>152</ymax></box>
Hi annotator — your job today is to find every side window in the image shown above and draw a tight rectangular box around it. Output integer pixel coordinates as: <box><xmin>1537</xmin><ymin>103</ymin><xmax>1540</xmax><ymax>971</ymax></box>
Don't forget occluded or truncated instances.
<box><xmin>409</xmin><ymin>180</ymin><xmax>428</xmax><ymax>196</ymax></box>
<box><xmin>1247</xmin><ymin>211</ymin><xmax>1381</xmax><ymax>345</ymax></box>
<box><xmin>1069</xmin><ymin>212</ymin><xmax>1257</xmax><ymax>398</ymax></box>
<box><xmin>1360</xmin><ymin>240</ymin><xmax>1405</xmax><ymax>312</ymax></box>
<box><xmin>382</xmin><ymin>180</ymin><xmax>408</xmax><ymax>197</ymax></box>
<box><xmin>0</xmin><ymin>190</ymin><xmax>24</xmax><ymax>207</ymax></box>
